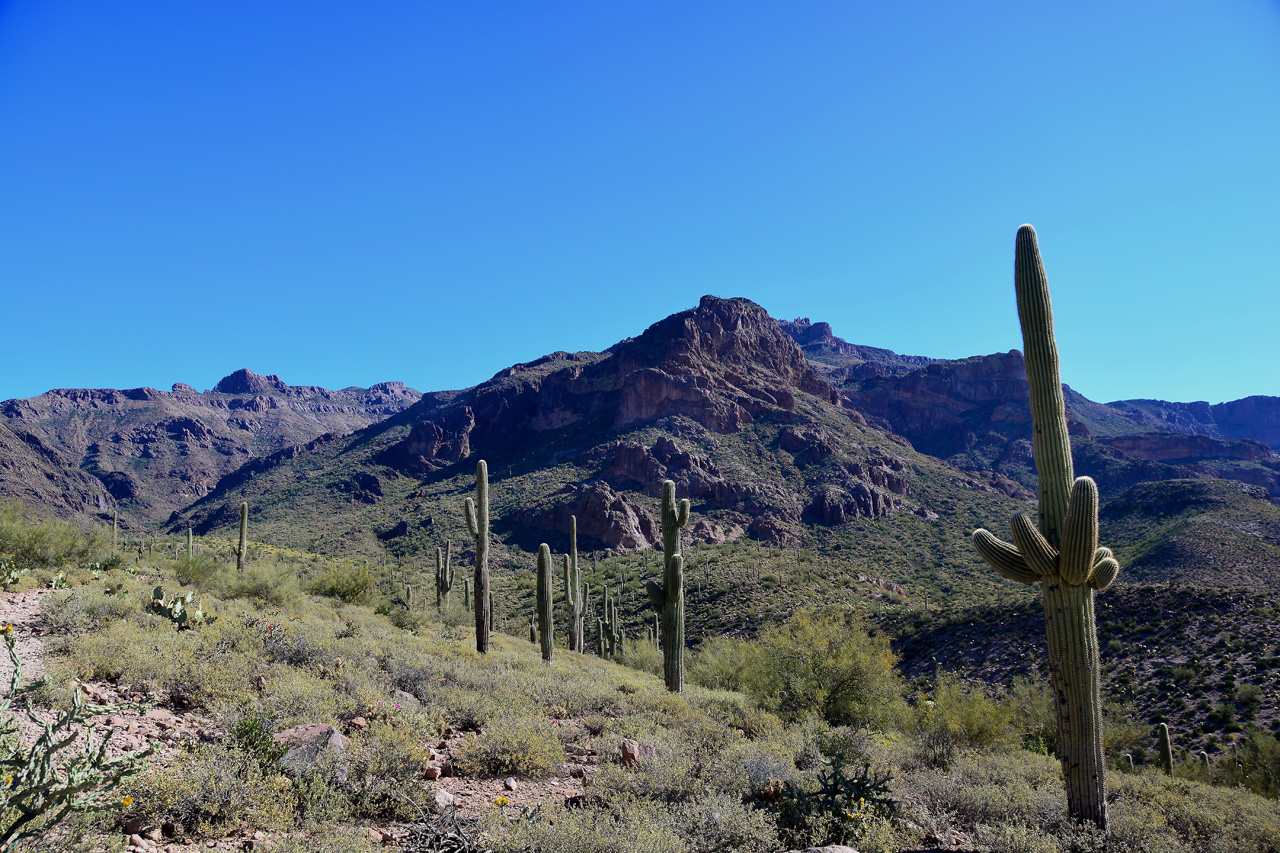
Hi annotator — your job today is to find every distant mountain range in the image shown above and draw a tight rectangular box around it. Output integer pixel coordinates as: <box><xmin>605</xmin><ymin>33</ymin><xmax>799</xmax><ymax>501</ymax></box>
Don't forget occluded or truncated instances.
<box><xmin>3</xmin><ymin>296</ymin><xmax>1278</xmax><ymax>600</ymax></box>
<box><xmin>0</xmin><ymin>371</ymin><xmax>420</xmax><ymax>528</ymax></box>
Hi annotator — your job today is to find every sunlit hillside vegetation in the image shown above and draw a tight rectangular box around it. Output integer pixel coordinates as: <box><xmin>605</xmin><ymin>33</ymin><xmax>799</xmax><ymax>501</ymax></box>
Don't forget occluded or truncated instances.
<box><xmin>2</xmin><ymin>502</ymin><xmax>1277</xmax><ymax>852</ymax></box>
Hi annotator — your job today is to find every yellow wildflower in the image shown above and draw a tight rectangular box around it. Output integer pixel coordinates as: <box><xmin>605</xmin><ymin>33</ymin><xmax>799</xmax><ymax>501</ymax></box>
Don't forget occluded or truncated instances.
<box><xmin>494</xmin><ymin>796</ymin><xmax>510</xmax><ymax>806</ymax></box>
<box><xmin>122</xmin><ymin>796</ymin><xmax>133</xmax><ymax>807</ymax></box>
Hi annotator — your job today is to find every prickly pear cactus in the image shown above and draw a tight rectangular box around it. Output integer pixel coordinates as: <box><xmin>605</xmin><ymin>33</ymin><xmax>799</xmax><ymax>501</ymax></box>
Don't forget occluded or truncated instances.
<box><xmin>150</xmin><ymin>586</ymin><xmax>212</xmax><ymax>630</ymax></box>
<box><xmin>463</xmin><ymin>460</ymin><xmax>492</xmax><ymax>654</ymax></box>
<box><xmin>971</xmin><ymin>225</ymin><xmax>1120</xmax><ymax>832</ymax></box>
<box><xmin>645</xmin><ymin>481</ymin><xmax>690</xmax><ymax>692</ymax></box>
<box><xmin>536</xmin><ymin>543</ymin><xmax>554</xmax><ymax>663</ymax></box>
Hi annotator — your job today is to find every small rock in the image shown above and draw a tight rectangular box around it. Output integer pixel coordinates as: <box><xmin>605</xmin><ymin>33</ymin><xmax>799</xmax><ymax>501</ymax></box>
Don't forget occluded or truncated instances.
<box><xmin>129</xmin><ymin>835</ymin><xmax>149</xmax><ymax>849</ymax></box>
<box><xmin>392</xmin><ymin>689</ymin><xmax>419</xmax><ymax>707</ymax></box>
<box><xmin>349</xmin><ymin>716</ymin><xmax>368</xmax><ymax>731</ymax></box>
<box><xmin>423</xmin><ymin>762</ymin><xmax>443</xmax><ymax>780</ymax></box>
<box><xmin>433</xmin><ymin>789</ymin><xmax>455</xmax><ymax>813</ymax></box>
<box><xmin>503</xmin><ymin>777</ymin><xmax>518</xmax><ymax>791</ymax></box>
<box><xmin>618</xmin><ymin>738</ymin><xmax>655</xmax><ymax>768</ymax></box>
<box><xmin>570</xmin><ymin>766</ymin><xmax>587</xmax><ymax>779</ymax></box>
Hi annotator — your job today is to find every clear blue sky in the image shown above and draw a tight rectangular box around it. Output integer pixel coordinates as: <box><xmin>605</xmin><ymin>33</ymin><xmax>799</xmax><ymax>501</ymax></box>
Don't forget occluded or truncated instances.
<box><xmin>2</xmin><ymin>1</ymin><xmax>1278</xmax><ymax>405</ymax></box>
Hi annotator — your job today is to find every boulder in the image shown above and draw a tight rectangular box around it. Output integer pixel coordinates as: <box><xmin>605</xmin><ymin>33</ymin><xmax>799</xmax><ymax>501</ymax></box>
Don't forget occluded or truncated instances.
<box><xmin>272</xmin><ymin>723</ymin><xmax>349</xmax><ymax>779</ymax></box>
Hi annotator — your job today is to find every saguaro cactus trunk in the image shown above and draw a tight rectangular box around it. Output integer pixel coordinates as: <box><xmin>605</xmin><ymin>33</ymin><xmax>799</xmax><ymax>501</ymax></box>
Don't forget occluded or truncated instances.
<box><xmin>1158</xmin><ymin>723</ymin><xmax>1173</xmax><ymax>775</ymax></box>
<box><xmin>646</xmin><ymin>480</ymin><xmax>690</xmax><ymax>692</ymax></box>
<box><xmin>971</xmin><ymin>225</ymin><xmax>1121</xmax><ymax>832</ymax></box>
<box><xmin>186</xmin><ymin>528</ymin><xmax>193</xmax><ymax>560</ymax></box>
<box><xmin>464</xmin><ymin>460</ymin><xmax>492</xmax><ymax>654</ymax></box>
<box><xmin>236</xmin><ymin>502</ymin><xmax>248</xmax><ymax>574</ymax></box>
<box><xmin>564</xmin><ymin>516</ymin><xmax>583</xmax><ymax>652</ymax></box>
<box><xmin>536</xmin><ymin>543</ymin><xmax>554</xmax><ymax>663</ymax></box>
<box><xmin>436</xmin><ymin>541</ymin><xmax>454</xmax><ymax>608</ymax></box>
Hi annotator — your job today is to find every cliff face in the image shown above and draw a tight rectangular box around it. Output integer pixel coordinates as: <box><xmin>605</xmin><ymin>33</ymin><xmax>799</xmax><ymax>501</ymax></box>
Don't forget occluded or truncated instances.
<box><xmin>0</xmin><ymin>421</ymin><xmax>113</xmax><ymax>520</ymax></box>
<box><xmin>1</xmin><ymin>370</ymin><xmax>421</xmax><ymax>524</ymax></box>
<box><xmin>171</xmin><ymin>296</ymin><xmax>969</xmax><ymax>554</ymax></box>
<box><xmin>1107</xmin><ymin>396</ymin><xmax>1280</xmax><ymax>450</ymax></box>
<box><xmin>379</xmin><ymin>296</ymin><xmax>845</xmax><ymax>475</ymax></box>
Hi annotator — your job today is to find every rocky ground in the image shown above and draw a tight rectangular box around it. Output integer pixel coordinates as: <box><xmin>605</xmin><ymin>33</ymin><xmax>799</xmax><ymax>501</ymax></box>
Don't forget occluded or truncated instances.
<box><xmin>0</xmin><ymin>589</ymin><xmax>625</xmax><ymax>852</ymax></box>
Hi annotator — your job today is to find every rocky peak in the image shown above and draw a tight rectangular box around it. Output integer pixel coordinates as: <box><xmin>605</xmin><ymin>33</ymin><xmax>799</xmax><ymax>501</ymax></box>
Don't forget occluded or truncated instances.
<box><xmin>212</xmin><ymin>369</ymin><xmax>289</xmax><ymax>395</ymax></box>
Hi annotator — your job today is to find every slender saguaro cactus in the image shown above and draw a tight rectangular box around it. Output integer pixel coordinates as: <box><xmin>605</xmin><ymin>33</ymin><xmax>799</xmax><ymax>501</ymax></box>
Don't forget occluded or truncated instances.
<box><xmin>186</xmin><ymin>527</ymin><xmax>193</xmax><ymax>560</ymax></box>
<box><xmin>530</xmin><ymin>619</ymin><xmax>537</xmax><ymax>644</ymax></box>
<box><xmin>971</xmin><ymin>225</ymin><xmax>1121</xmax><ymax>832</ymax></box>
<box><xmin>236</xmin><ymin>502</ymin><xmax>248</xmax><ymax>574</ymax></box>
<box><xmin>112</xmin><ymin>510</ymin><xmax>118</xmax><ymax>553</ymax></box>
<box><xmin>536</xmin><ymin>543</ymin><xmax>554</xmax><ymax>663</ymax></box>
<box><xmin>564</xmin><ymin>517</ymin><xmax>584</xmax><ymax>652</ymax></box>
<box><xmin>404</xmin><ymin>584</ymin><xmax>415</xmax><ymax>611</ymax></box>
<box><xmin>435</xmin><ymin>541</ymin><xmax>454</xmax><ymax>608</ymax></box>
<box><xmin>1158</xmin><ymin>723</ymin><xmax>1173</xmax><ymax>776</ymax></box>
<box><xmin>464</xmin><ymin>460</ymin><xmax>491</xmax><ymax>654</ymax></box>
<box><xmin>463</xmin><ymin>578</ymin><xmax>471</xmax><ymax>611</ymax></box>
<box><xmin>646</xmin><ymin>480</ymin><xmax>690</xmax><ymax>692</ymax></box>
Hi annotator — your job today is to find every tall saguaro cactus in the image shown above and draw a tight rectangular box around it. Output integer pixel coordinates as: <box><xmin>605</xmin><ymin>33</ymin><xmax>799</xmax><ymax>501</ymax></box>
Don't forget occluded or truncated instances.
<box><xmin>971</xmin><ymin>225</ymin><xmax>1121</xmax><ymax>832</ymax></box>
<box><xmin>564</xmin><ymin>516</ymin><xmax>583</xmax><ymax>652</ymax></box>
<box><xmin>187</xmin><ymin>528</ymin><xmax>194</xmax><ymax>560</ymax></box>
<box><xmin>435</xmin><ymin>541</ymin><xmax>455</xmax><ymax>608</ymax></box>
<box><xmin>646</xmin><ymin>480</ymin><xmax>690</xmax><ymax>693</ymax></box>
<box><xmin>536</xmin><ymin>544</ymin><xmax>554</xmax><ymax>663</ymax></box>
<box><xmin>463</xmin><ymin>460</ymin><xmax>492</xmax><ymax>654</ymax></box>
<box><xmin>236</xmin><ymin>502</ymin><xmax>248</xmax><ymax>574</ymax></box>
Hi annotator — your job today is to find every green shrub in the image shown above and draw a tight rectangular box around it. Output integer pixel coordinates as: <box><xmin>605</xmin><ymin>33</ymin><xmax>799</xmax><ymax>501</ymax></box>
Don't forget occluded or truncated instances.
<box><xmin>746</xmin><ymin>611</ymin><xmax>904</xmax><ymax>729</ymax></box>
<box><xmin>453</xmin><ymin>714</ymin><xmax>565</xmax><ymax>777</ymax></box>
<box><xmin>125</xmin><ymin>745</ymin><xmax>297</xmax><ymax>835</ymax></box>
<box><xmin>908</xmin><ymin>673</ymin><xmax>1014</xmax><ymax>769</ymax></box>
<box><xmin>689</xmin><ymin>636</ymin><xmax>760</xmax><ymax>693</ymax></box>
<box><xmin>488</xmin><ymin>800</ymin><xmax>686</xmax><ymax>853</ymax></box>
<box><xmin>0</xmin><ymin>500</ymin><xmax>108</xmax><ymax>568</ymax></box>
<box><xmin>308</xmin><ymin>562</ymin><xmax>373</xmax><ymax>604</ymax></box>
<box><xmin>345</xmin><ymin>716</ymin><xmax>433</xmax><ymax>818</ymax></box>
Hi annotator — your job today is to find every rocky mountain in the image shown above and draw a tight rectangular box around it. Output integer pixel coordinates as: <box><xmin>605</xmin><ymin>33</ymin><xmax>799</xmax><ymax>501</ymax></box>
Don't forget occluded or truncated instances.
<box><xmin>779</xmin><ymin>325</ymin><xmax>1280</xmax><ymax>503</ymax></box>
<box><xmin>160</xmin><ymin>296</ymin><xmax>1280</xmax><ymax>618</ymax></box>
<box><xmin>0</xmin><ymin>370</ymin><xmax>421</xmax><ymax>525</ymax></box>
<box><xmin>0</xmin><ymin>420</ymin><xmax>113</xmax><ymax>519</ymax></box>
<box><xmin>168</xmin><ymin>297</ymin><xmax>1024</xmax><ymax>588</ymax></box>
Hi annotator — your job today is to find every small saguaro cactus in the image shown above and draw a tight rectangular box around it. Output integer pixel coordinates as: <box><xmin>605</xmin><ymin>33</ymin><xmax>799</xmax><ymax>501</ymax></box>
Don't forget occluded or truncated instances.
<box><xmin>463</xmin><ymin>460</ymin><xmax>492</xmax><ymax>654</ymax></box>
<box><xmin>404</xmin><ymin>584</ymin><xmax>415</xmax><ymax>611</ymax></box>
<box><xmin>599</xmin><ymin>588</ymin><xmax>623</xmax><ymax>659</ymax></box>
<box><xmin>187</xmin><ymin>527</ymin><xmax>194</xmax><ymax>560</ymax></box>
<box><xmin>463</xmin><ymin>577</ymin><xmax>472</xmax><ymax>611</ymax></box>
<box><xmin>112</xmin><ymin>510</ymin><xmax>118</xmax><ymax>552</ymax></box>
<box><xmin>435</xmin><ymin>541</ymin><xmax>455</xmax><ymax>609</ymax></box>
<box><xmin>235</xmin><ymin>502</ymin><xmax>249</xmax><ymax>574</ymax></box>
<box><xmin>1158</xmin><ymin>723</ymin><xmax>1173</xmax><ymax>775</ymax></box>
<box><xmin>646</xmin><ymin>480</ymin><xmax>690</xmax><ymax>692</ymax></box>
<box><xmin>970</xmin><ymin>226</ymin><xmax>1121</xmax><ymax>832</ymax></box>
<box><xmin>536</xmin><ymin>543</ymin><xmax>554</xmax><ymax>663</ymax></box>
<box><xmin>530</xmin><ymin>619</ymin><xmax>537</xmax><ymax>644</ymax></box>
<box><xmin>564</xmin><ymin>516</ymin><xmax>584</xmax><ymax>652</ymax></box>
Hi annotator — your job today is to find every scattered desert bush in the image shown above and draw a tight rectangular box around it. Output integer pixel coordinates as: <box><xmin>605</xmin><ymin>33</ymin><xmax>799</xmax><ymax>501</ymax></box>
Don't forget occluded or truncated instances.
<box><xmin>0</xmin><ymin>500</ymin><xmax>109</xmax><ymax>568</ymax></box>
<box><xmin>746</xmin><ymin>610</ymin><xmax>904</xmax><ymax>729</ymax></box>
<box><xmin>452</xmin><ymin>714</ymin><xmax>565</xmax><ymax>777</ymax></box>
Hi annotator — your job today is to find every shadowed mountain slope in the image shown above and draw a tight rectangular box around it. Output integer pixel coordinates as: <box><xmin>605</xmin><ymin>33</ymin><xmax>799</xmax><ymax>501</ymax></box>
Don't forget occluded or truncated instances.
<box><xmin>1</xmin><ymin>370</ymin><xmax>421</xmax><ymax>525</ymax></box>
